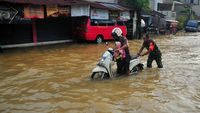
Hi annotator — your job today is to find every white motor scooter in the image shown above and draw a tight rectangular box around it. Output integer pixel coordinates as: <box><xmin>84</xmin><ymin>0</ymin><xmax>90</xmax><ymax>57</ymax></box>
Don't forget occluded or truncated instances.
<box><xmin>91</xmin><ymin>47</ymin><xmax>143</xmax><ymax>80</ymax></box>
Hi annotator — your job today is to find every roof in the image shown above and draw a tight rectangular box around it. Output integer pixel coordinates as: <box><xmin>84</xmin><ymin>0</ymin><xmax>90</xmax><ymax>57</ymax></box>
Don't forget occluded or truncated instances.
<box><xmin>0</xmin><ymin>0</ymin><xmax>89</xmax><ymax>5</ymax></box>
<box><xmin>1</xmin><ymin>0</ymin><xmax>129</xmax><ymax>11</ymax></box>
<box><xmin>165</xmin><ymin>19</ymin><xmax>178</xmax><ymax>23</ymax></box>
<box><xmin>141</xmin><ymin>10</ymin><xmax>165</xmax><ymax>18</ymax></box>
<box><xmin>96</xmin><ymin>2</ymin><xmax>129</xmax><ymax>11</ymax></box>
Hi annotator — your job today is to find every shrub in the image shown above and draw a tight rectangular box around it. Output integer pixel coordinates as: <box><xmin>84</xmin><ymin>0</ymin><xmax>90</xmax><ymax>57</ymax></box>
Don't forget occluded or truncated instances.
<box><xmin>177</xmin><ymin>16</ymin><xmax>187</xmax><ymax>30</ymax></box>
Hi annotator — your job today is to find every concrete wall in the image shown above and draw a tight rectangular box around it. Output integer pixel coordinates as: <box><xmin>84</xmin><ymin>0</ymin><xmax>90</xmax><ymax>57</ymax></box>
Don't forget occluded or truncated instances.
<box><xmin>85</xmin><ymin>0</ymin><xmax>118</xmax><ymax>3</ymax></box>
<box><xmin>180</xmin><ymin>0</ymin><xmax>199</xmax><ymax>5</ymax></box>
<box><xmin>179</xmin><ymin>0</ymin><xmax>200</xmax><ymax>17</ymax></box>
<box><xmin>149</xmin><ymin>0</ymin><xmax>164</xmax><ymax>11</ymax></box>
<box><xmin>192</xmin><ymin>5</ymin><xmax>200</xmax><ymax>16</ymax></box>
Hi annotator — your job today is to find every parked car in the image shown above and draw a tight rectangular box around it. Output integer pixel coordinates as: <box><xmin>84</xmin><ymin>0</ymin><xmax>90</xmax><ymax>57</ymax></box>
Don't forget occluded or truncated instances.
<box><xmin>72</xmin><ymin>16</ymin><xmax>127</xmax><ymax>43</ymax></box>
<box><xmin>185</xmin><ymin>20</ymin><xmax>200</xmax><ymax>32</ymax></box>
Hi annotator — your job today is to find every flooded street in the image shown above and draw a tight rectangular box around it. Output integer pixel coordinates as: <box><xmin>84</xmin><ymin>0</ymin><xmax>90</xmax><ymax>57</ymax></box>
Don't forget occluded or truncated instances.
<box><xmin>0</xmin><ymin>33</ymin><xmax>200</xmax><ymax>113</ymax></box>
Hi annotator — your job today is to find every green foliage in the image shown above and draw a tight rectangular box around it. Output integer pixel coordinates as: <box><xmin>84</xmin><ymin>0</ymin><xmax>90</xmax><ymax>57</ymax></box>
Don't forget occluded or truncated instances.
<box><xmin>180</xmin><ymin>9</ymin><xmax>190</xmax><ymax>14</ymax></box>
<box><xmin>177</xmin><ymin>16</ymin><xmax>187</xmax><ymax>30</ymax></box>
<box><xmin>124</xmin><ymin>0</ymin><xmax>149</xmax><ymax>10</ymax></box>
<box><xmin>180</xmin><ymin>7</ymin><xmax>197</xmax><ymax>20</ymax></box>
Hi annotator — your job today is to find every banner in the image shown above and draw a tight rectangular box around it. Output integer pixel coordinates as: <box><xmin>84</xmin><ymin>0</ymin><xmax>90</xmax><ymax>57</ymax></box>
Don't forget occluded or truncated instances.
<box><xmin>71</xmin><ymin>5</ymin><xmax>90</xmax><ymax>17</ymax></box>
<box><xmin>91</xmin><ymin>9</ymin><xmax>109</xmax><ymax>20</ymax></box>
<box><xmin>24</xmin><ymin>5</ymin><xmax>44</xmax><ymax>19</ymax></box>
<box><xmin>47</xmin><ymin>5</ymin><xmax>70</xmax><ymax>17</ymax></box>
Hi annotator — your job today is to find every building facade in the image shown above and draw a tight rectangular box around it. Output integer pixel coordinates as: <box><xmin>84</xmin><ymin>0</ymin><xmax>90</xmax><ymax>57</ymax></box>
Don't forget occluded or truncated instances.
<box><xmin>85</xmin><ymin>0</ymin><xmax>118</xmax><ymax>3</ymax></box>
<box><xmin>0</xmin><ymin>0</ymin><xmax>132</xmax><ymax>48</ymax></box>
<box><xmin>180</xmin><ymin>0</ymin><xmax>200</xmax><ymax>18</ymax></box>
<box><xmin>181</xmin><ymin>0</ymin><xmax>200</xmax><ymax>5</ymax></box>
<box><xmin>149</xmin><ymin>0</ymin><xmax>164</xmax><ymax>11</ymax></box>
<box><xmin>157</xmin><ymin>0</ymin><xmax>186</xmax><ymax>20</ymax></box>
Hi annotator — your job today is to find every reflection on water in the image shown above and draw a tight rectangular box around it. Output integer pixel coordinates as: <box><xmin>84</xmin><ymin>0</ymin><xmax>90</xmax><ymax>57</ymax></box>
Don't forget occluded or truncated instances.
<box><xmin>0</xmin><ymin>35</ymin><xmax>200</xmax><ymax>113</ymax></box>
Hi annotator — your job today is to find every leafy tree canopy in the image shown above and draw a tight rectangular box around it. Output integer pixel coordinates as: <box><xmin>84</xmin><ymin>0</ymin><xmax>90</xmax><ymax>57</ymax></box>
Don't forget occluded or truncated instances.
<box><xmin>124</xmin><ymin>0</ymin><xmax>149</xmax><ymax>10</ymax></box>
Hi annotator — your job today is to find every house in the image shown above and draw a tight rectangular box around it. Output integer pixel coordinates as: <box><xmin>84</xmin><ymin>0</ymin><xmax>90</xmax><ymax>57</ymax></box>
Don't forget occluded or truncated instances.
<box><xmin>0</xmin><ymin>0</ymin><xmax>74</xmax><ymax>48</ymax></box>
<box><xmin>157</xmin><ymin>0</ymin><xmax>200</xmax><ymax>20</ymax></box>
<box><xmin>0</xmin><ymin>0</ymin><xmax>130</xmax><ymax>48</ymax></box>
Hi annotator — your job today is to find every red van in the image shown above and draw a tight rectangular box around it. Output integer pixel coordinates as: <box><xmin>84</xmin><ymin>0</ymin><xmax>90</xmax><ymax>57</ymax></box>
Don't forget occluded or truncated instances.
<box><xmin>72</xmin><ymin>16</ymin><xmax>127</xmax><ymax>43</ymax></box>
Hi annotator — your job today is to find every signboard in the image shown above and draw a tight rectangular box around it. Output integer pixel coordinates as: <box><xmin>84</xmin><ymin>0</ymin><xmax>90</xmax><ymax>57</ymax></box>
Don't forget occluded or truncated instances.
<box><xmin>24</xmin><ymin>5</ymin><xmax>44</xmax><ymax>19</ymax></box>
<box><xmin>120</xmin><ymin>11</ymin><xmax>130</xmax><ymax>21</ymax></box>
<box><xmin>47</xmin><ymin>5</ymin><xmax>70</xmax><ymax>17</ymax></box>
<box><xmin>0</xmin><ymin>6</ymin><xmax>18</xmax><ymax>24</ymax></box>
<box><xmin>91</xmin><ymin>9</ymin><xmax>109</xmax><ymax>19</ymax></box>
<box><xmin>71</xmin><ymin>5</ymin><xmax>90</xmax><ymax>17</ymax></box>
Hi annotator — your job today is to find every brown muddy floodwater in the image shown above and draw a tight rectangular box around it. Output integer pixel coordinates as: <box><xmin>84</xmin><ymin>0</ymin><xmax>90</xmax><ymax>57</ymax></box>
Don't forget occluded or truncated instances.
<box><xmin>0</xmin><ymin>34</ymin><xmax>200</xmax><ymax>113</ymax></box>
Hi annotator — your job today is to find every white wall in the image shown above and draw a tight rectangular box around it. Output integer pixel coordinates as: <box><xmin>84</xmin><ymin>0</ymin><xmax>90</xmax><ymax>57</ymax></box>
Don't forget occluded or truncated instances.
<box><xmin>85</xmin><ymin>0</ymin><xmax>118</xmax><ymax>3</ymax></box>
<box><xmin>159</xmin><ymin>11</ymin><xmax>176</xmax><ymax>20</ymax></box>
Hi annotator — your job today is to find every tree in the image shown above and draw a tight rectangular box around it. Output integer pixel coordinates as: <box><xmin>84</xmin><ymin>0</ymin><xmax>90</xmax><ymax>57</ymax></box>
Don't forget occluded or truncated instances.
<box><xmin>177</xmin><ymin>16</ymin><xmax>187</xmax><ymax>30</ymax></box>
<box><xmin>124</xmin><ymin>0</ymin><xmax>149</xmax><ymax>39</ymax></box>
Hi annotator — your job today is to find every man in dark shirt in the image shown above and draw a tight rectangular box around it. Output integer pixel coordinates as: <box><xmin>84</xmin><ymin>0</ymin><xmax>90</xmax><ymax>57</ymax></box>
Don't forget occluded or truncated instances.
<box><xmin>137</xmin><ymin>34</ymin><xmax>163</xmax><ymax>68</ymax></box>
<box><xmin>112</xmin><ymin>29</ymin><xmax>131</xmax><ymax>75</ymax></box>
<box><xmin>118</xmin><ymin>35</ymin><xmax>131</xmax><ymax>75</ymax></box>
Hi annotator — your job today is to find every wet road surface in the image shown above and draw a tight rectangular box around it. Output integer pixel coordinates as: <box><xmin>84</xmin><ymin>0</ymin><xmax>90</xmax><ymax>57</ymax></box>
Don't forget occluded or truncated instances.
<box><xmin>0</xmin><ymin>33</ymin><xmax>200</xmax><ymax>113</ymax></box>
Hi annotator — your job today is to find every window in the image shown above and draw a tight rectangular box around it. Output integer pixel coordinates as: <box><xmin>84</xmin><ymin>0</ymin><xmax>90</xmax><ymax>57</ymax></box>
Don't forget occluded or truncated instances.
<box><xmin>117</xmin><ymin>21</ymin><xmax>125</xmax><ymax>26</ymax></box>
<box><xmin>90</xmin><ymin>19</ymin><xmax>115</xmax><ymax>26</ymax></box>
<box><xmin>90</xmin><ymin>20</ymin><xmax>98</xmax><ymax>26</ymax></box>
<box><xmin>188</xmin><ymin>0</ymin><xmax>200</xmax><ymax>5</ymax></box>
<box><xmin>171</xmin><ymin>12</ymin><xmax>176</xmax><ymax>18</ymax></box>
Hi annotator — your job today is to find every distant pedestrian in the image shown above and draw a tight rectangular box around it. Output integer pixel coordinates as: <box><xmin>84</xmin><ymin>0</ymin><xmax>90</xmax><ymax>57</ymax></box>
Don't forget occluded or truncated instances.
<box><xmin>137</xmin><ymin>34</ymin><xmax>163</xmax><ymax>68</ymax></box>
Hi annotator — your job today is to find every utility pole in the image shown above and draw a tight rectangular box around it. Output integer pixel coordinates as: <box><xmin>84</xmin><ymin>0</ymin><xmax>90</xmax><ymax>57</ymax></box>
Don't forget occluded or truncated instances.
<box><xmin>171</xmin><ymin>1</ymin><xmax>183</xmax><ymax>11</ymax></box>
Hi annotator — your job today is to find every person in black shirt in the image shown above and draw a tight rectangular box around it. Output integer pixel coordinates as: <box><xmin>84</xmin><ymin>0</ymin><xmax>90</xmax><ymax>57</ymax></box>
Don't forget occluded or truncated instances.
<box><xmin>112</xmin><ymin>28</ymin><xmax>131</xmax><ymax>75</ymax></box>
<box><xmin>137</xmin><ymin>34</ymin><xmax>163</xmax><ymax>68</ymax></box>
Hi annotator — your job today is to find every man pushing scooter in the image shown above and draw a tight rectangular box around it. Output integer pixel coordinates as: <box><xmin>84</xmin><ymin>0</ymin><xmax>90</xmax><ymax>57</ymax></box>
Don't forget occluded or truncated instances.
<box><xmin>137</xmin><ymin>34</ymin><xmax>163</xmax><ymax>68</ymax></box>
<box><xmin>91</xmin><ymin>28</ymin><xmax>143</xmax><ymax>79</ymax></box>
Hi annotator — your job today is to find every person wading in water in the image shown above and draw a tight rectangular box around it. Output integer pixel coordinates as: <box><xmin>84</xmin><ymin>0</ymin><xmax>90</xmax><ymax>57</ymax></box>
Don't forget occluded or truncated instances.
<box><xmin>137</xmin><ymin>34</ymin><xmax>163</xmax><ymax>68</ymax></box>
